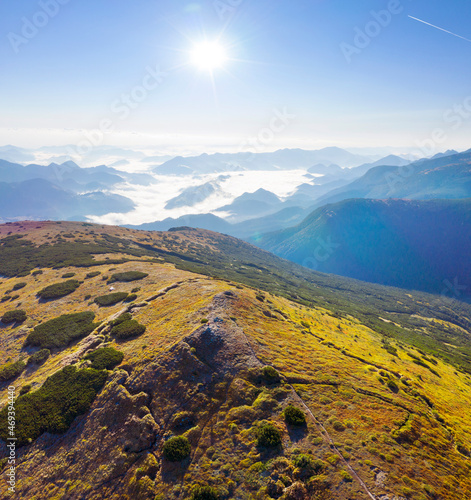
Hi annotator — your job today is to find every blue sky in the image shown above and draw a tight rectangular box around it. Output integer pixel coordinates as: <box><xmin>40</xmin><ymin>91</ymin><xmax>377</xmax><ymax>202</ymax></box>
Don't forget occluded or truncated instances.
<box><xmin>1</xmin><ymin>0</ymin><xmax>471</xmax><ymax>153</ymax></box>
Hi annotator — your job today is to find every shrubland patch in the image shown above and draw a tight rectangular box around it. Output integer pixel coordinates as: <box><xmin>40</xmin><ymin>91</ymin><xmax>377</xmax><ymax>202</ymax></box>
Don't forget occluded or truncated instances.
<box><xmin>0</xmin><ymin>359</ymin><xmax>26</xmax><ymax>382</ymax></box>
<box><xmin>283</xmin><ymin>405</ymin><xmax>306</xmax><ymax>426</ymax></box>
<box><xmin>27</xmin><ymin>349</ymin><xmax>50</xmax><ymax>366</ymax></box>
<box><xmin>94</xmin><ymin>292</ymin><xmax>128</xmax><ymax>307</ymax></box>
<box><xmin>0</xmin><ymin>365</ymin><xmax>107</xmax><ymax>447</ymax></box>
<box><xmin>190</xmin><ymin>485</ymin><xmax>220</xmax><ymax>500</ymax></box>
<box><xmin>85</xmin><ymin>271</ymin><xmax>101</xmax><ymax>279</ymax></box>
<box><xmin>84</xmin><ymin>347</ymin><xmax>124</xmax><ymax>370</ymax></box>
<box><xmin>108</xmin><ymin>271</ymin><xmax>148</xmax><ymax>283</ymax></box>
<box><xmin>25</xmin><ymin>312</ymin><xmax>98</xmax><ymax>349</ymax></box>
<box><xmin>1</xmin><ymin>309</ymin><xmax>27</xmax><ymax>324</ymax></box>
<box><xmin>37</xmin><ymin>280</ymin><xmax>81</xmax><ymax>300</ymax></box>
<box><xmin>262</xmin><ymin>366</ymin><xmax>281</xmax><ymax>384</ymax></box>
<box><xmin>111</xmin><ymin>319</ymin><xmax>146</xmax><ymax>340</ymax></box>
<box><xmin>255</xmin><ymin>422</ymin><xmax>282</xmax><ymax>448</ymax></box>
<box><xmin>162</xmin><ymin>436</ymin><xmax>191</xmax><ymax>462</ymax></box>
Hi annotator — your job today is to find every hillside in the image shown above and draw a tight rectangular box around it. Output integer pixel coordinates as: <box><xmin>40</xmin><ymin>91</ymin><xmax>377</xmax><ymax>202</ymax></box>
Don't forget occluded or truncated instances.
<box><xmin>0</xmin><ymin>222</ymin><xmax>470</xmax><ymax>499</ymax></box>
<box><xmin>256</xmin><ymin>198</ymin><xmax>471</xmax><ymax>298</ymax></box>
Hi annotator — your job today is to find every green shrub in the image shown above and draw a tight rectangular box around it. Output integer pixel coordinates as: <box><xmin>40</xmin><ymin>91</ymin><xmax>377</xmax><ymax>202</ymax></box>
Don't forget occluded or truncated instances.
<box><xmin>110</xmin><ymin>313</ymin><xmax>132</xmax><ymax>326</ymax></box>
<box><xmin>109</xmin><ymin>271</ymin><xmax>148</xmax><ymax>283</ymax></box>
<box><xmin>12</xmin><ymin>282</ymin><xmax>27</xmax><ymax>291</ymax></box>
<box><xmin>382</xmin><ymin>342</ymin><xmax>398</xmax><ymax>357</ymax></box>
<box><xmin>339</xmin><ymin>469</ymin><xmax>353</xmax><ymax>482</ymax></box>
<box><xmin>391</xmin><ymin>416</ymin><xmax>420</xmax><ymax>444</ymax></box>
<box><xmin>27</xmin><ymin>349</ymin><xmax>51</xmax><ymax>366</ymax></box>
<box><xmin>61</xmin><ymin>272</ymin><xmax>76</xmax><ymax>278</ymax></box>
<box><xmin>19</xmin><ymin>385</ymin><xmax>31</xmax><ymax>396</ymax></box>
<box><xmin>111</xmin><ymin>320</ymin><xmax>146</xmax><ymax>340</ymax></box>
<box><xmin>191</xmin><ymin>485</ymin><xmax>220</xmax><ymax>500</ymax></box>
<box><xmin>0</xmin><ymin>359</ymin><xmax>26</xmax><ymax>382</ymax></box>
<box><xmin>84</xmin><ymin>347</ymin><xmax>124</xmax><ymax>370</ymax></box>
<box><xmin>25</xmin><ymin>312</ymin><xmax>97</xmax><ymax>349</ymax></box>
<box><xmin>256</xmin><ymin>423</ymin><xmax>282</xmax><ymax>447</ymax></box>
<box><xmin>131</xmin><ymin>287</ymin><xmax>141</xmax><ymax>293</ymax></box>
<box><xmin>94</xmin><ymin>292</ymin><xmax>128</xmax><ymax>306</ymax></box>
<box><xmin>85</xmin><ymin>271</ymin><xmax>101</xmax><ymax>279</ymax></box>
<box><xmin>387</xmin><ymin>379</ymin><xmax>399</xmax><ymax>393</ymax></box>
<box><xmin>162</xmin><ymin>436</ymin><xmax>191</xmax><ymax>461</ymax></box>
<box><xmin>32</xmin><ymin>270</ymin><xmax>43</xmax><ymax>276</ymax></box>
<box><xmin>37</xmin><ymin>280</ymin><xmax>80</xmax><ymax>300</ymax></box>
<box><xmin>292</xmin><ymin>454</ymin><xmax>326</xmax><ymax>477</ymax></box>
<box><xmin>1</xmin><ymin>309</ymin><xmax>27</xmax><ymax>324</ymax></box>
<box><xmin>0</xmin><ymin>365</ymin><xmax>107</xmax><ymax>447</ymax></box>
<box><xmin>332</xmin><ymin>420</ymin><xmax>346</xmax><ymax>432</ymax></box>
<box><xmin>124</xmin><ymin>294</ymin><xmax>137</xmax><ymax>303</ymax></box>
<box><xmin>283</xmin><ymin>405</ymin><xmax>306</xmax><ymax>426</ymax></box>
<box><xmin>201</xmin><ymin>318</ymin><xmax>209</xmax><ymax>324</ymax></box>
<box><xmin>262</xmin><ymin>366</ymin><xmax>280</xmax><ymax>384</ymax></box>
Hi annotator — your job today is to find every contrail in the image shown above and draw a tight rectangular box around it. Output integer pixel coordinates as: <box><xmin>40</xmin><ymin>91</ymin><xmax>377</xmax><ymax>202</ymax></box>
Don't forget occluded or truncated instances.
<box><xmin>408</xmin><ymin>15</ymin><xmax>471</xmax><ymax>43</ymax></box>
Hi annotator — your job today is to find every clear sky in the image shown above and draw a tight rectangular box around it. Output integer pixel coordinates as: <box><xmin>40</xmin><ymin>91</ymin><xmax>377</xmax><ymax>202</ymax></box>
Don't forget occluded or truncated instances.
<box><xmin>1</xmin><ymin>0</ymin><xmax>471</xmax><ymax>154</ymax></box>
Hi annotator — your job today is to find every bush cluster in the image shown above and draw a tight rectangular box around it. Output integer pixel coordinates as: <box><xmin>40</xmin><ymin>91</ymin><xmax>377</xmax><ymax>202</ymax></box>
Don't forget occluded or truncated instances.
<box><xmin>61</xmin><ymin>272</ymin><xmax>76</xmax><ymax>279</ymax></box>
<box><xmin>0</xmin><ymin>359</ymin><xmax>26</xmax><ymax>382</ymax></box>
<box><xmin>94</xmin><ymin>292</ymin><xmax>128</xmax><ymax>307</ymax></box>
<box><xmin>111</xmin><ymin>319</ymin><xmax>146</xmax><ymax>340</ymax></box>
<box><xmin>27</xmin><ymin>349</ymin><xmax>51</xmax><ymax>366</ymax></box>
<box><xmin>109</xmin><ymin>271</ymin><xmax>148</xmax><ymax>283</ymax></box>
<box><xmin>0</xmin><ymin>365</ymin><xmax>107</xmax><ymax>447</ymax></box>
<box><xmin>37</xmin><ymin>280</ymin><xmax>81</xmax><ymax>300</ymax></box>
<box><xmin>84</xmin><ymin>347</ymin><xmax>124</xmax><ymax>370</ymax></box>
<box><xmin>191</xmin><ymin>485</ymin><xmax>220</xmax><ymax>500</ymax></box>
<box><xmin>1</xmin><ymin>310</ymin><xmax>27</xmax><ymax>324</ymax></box>
<box><xmin>110</xmin><ymin>313</ymin><xmax>132</xmax><ymax>326</ymax></box>
<box><xmin>85</xmin><ymin>271</ymin><xmax>101</xmax><ymax>279</ymax></box>
<box><xmin>292</xmin><ymin>454</ymin><xmax>325</xmax><ymax>476</ymax></box>
<box><xmin>283</xmin><ymin>405</ymin><xmax>306</xmax><ymax>426</ymax></box>
<box><xmin>262</xmin><ymin>365</ymin><xmax>281</xmax><ymax>384</ymax></box>
<box><xmin>25</xmin><ymin>312</ymin><xmax>97</xmax><ymax>349</ymax></box>
<box><xmin>256</xmin><ymin>423</ymin><xmax>282</xmax><ymax>447</ymax></box>
<box><xmin>19</xmin><ymin>385</ymin><xmax>31</xmax><ymax>396</ymax></box>
<box><xmin>162</xmin><ymin>436</ymin><xmax>191</xmax><ymax>461</ymax></box>
<box><xmin>0</xmin><ymin>235</ymin><xmax>129</xmax><ymax>277</ymax></box>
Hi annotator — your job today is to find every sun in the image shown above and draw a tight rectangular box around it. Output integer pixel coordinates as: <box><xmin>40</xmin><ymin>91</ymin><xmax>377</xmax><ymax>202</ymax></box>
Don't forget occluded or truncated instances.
<box><xmin>191</xmin><ymin>41</ymin><xmax>228</xmax><ymax>70</ymax></box>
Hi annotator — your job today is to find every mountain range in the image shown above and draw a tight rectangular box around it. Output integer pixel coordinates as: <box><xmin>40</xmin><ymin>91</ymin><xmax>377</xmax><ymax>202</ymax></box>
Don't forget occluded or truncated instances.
<box><xmin>0</xmin><ymin>159</ymin><xmax>154</xmax><ymax>221</ymax></box>
<box><xmin>312</xmin><ymin>149</ymin><xmax>471</xmax><ymax>208</ymax></box>
<box><xmin>0</xmin><ymin>178</ymin><xmax>135</xmax><ymax>221</ymax></box>
<box><xmin>154</xmin><ymin>147</ymin><xmax>384</xmax><ymax>175</ymax></box>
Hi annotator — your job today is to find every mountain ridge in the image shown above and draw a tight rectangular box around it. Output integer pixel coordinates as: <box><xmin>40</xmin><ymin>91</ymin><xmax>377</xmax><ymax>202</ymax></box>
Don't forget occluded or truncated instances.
<box><xmin>255</xmin><ymin>197</ymin><xmax>471</xmax><ymax>298</ymax></box>
<box><xmin>0</xmin><ymin>221</ymin><xmax>470</xmax><ymax>499</ymax></box>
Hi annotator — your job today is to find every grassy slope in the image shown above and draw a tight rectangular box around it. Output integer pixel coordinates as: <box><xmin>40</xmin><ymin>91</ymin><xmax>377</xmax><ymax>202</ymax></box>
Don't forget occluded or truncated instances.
<box><xmin>0</xmin><ymin>222</ymin><xmax>470</xmax><ymax>499</ymax></box>
<box><xmin>1</xmin><ymin>220</ymin><xmax>470</xmax><ymax>374</ymax></box>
